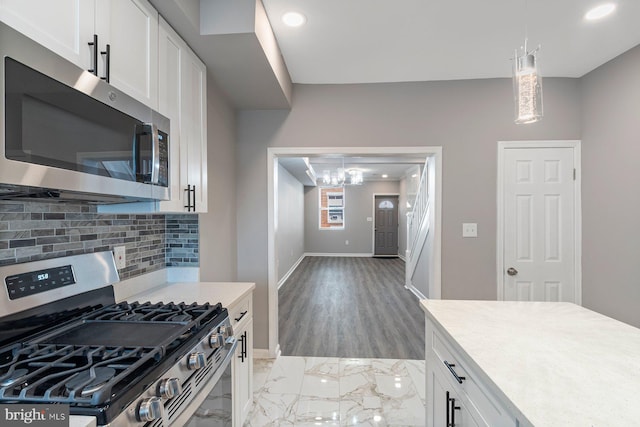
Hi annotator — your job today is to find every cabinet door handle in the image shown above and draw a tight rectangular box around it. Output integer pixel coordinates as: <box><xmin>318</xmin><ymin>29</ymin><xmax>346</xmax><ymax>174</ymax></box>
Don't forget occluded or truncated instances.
<box><xmin>192</xmin><ymin>185</ymin><xmax>196</xmax><ymax>211</ymax></box>
<box><xmin>234</xmin><ymin>310</ymin><xmax>248</xmax><ymax>322</ymax></box>
<box><xmin>88</xmin><ymin>34</ymin><xmax>98</xmax><ymax>75</ymax></box>
<box><xmin>237</xmin><ymin>331</ymin><xmax>247</xmax><ymax>362</ymax></box>
<box><xmin>444</xmin><ymin>361</ymin><xmax>466</xmax><ymax>384</ymax></box>
<box><xmin>446</xmin><ymin>391</ymin><xmax>451</xmax><ymax>426</ymax></box>
<box><xmin>100</xmin><ymin>44</ymin><xmax>110</xmax><ymax>83</ymax></box>
<box><xmin>449</xmin><ymin>394</ymin><xmax>460</xmax><ymax>426</ymax></box>
<box><xmin>184</xmin><ymin>185</ymin><xmax>192</xmax><ymax>211</ymax></box>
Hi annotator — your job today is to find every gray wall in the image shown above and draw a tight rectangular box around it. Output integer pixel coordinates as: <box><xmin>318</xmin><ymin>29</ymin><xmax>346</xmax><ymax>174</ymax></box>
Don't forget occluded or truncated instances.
<box><xmin>237</xmin><ymin>77</ymin><xmax>581</xmax><ymax>350</ymax></box>
<box><xmin>304</xmin><ymin>181</ymin><xmax>400</xmax><ymax>254</ymax></box>
<box><xmin>581</xmin><ymin>44</ymin><xmax>640</xmax><ymax>328</ymax></box>
<box><xmin>276</xmin><ymin>164</ymin><xmax>305</xmax><ymax>281</ymax></box>
<box><xmin>199</xmin><ymin>72</ymin><xmax>238</xmax><ymax>281</ymax></box>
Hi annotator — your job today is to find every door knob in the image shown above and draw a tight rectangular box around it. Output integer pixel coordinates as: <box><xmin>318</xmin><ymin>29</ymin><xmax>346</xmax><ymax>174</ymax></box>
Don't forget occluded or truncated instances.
<box><xmin>506</xmin><ymin>267</ymin><xmax>518</xmax><ymax>276</ymax></box>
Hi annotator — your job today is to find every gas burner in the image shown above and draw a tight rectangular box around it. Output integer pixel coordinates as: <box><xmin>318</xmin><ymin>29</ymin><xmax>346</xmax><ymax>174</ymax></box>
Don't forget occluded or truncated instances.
<box><xmin>119</xmin><ymin>312</ymin><xmax>145</xmax><ymax>321</ymax></box>
<box><xmin>0</xmin><ymin>368</ymin><xmax>28</xmax><ymax>387</ymax></box>
<box><xmin>168</xmin><ymin>314</ymin><xmax>192</xmax><ymax>322</ymax></box>
<box><xmin>65</xmin><ymin>367</ymin><xmax>116</xmax><ymax>397</ymax></box>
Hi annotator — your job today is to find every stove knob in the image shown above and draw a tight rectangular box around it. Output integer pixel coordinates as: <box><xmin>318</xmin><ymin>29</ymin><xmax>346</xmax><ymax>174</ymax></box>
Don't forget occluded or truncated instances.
<box><xmin>137</xmin><ymin>397</ymin><xmax>163</xmax><ymax>422</ymax></box>
<box><xmin>188</xmin><ymin>352</ymin><xmax>206</xmax><ymax>370</ymax></box>
<box><xmin>209</xmin><ymin>333</ymin><xmax>223</xmax><ymax>349</ymax></box>
<box><xmin>219</xmin><ymin>324</ymin><xmax>234</xmax><ymax>339</ymax></box>
<box><xmin>158</xmin><ymin>377</ymin><xmax>182</xmax><ymax>399</ymax></box>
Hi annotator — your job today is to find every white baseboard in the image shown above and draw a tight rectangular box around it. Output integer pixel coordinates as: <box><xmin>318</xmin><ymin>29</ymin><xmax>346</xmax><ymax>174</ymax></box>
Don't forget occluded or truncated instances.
<box><xmin>254</xmin><ymin>344</ymin><xmax>281</xmax><ymax>359</ymax></box>
<box><xmin>398</xmin><ymin>254</ymin><xmax>406</xmax><ymax>262</ymax></box>
<box><xmin>405</xmin><ymin>283</ymin><xmax>427</xmax><ymax>300</ymax></box>
<box><xmin>278</xmin><ymin>254</ymin><xmax>305</xmax><ymax>290</ymax></box>
<box><xmin>304</xmin><ymin>252</ymin><xmax>373</xmax><ymax>257</ymax></box>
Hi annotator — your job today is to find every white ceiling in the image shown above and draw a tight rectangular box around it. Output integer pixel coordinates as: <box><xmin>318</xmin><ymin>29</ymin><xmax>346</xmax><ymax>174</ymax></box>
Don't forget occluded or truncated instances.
<box><xmin>263</xmin><ymin>0</ymin><xmax>640</xmax><ymax>84</ymax></box>
<box><xmin>308</xmin><ymin>156</ymin><xmax>424</xmax><ymax>181</ymax></box>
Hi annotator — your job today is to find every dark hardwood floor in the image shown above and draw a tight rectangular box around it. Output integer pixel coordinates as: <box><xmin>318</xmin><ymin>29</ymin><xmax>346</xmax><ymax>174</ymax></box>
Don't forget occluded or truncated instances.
<box><xmin>278</xmin><ymin>256</ymin><xmax>425</xmax><ymax>359</ymax></box>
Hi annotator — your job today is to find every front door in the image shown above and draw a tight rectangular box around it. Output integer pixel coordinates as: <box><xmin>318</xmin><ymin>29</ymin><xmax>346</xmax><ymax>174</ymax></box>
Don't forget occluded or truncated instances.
<box><xmin>499</xmin><ymin>143</ymin><xmax>580</xmax><ymax>302</ymax></box>
<box><xmin>374</xmin><ymin>195</ymin><xmax>399</xmax><ymax>256</ymax></box>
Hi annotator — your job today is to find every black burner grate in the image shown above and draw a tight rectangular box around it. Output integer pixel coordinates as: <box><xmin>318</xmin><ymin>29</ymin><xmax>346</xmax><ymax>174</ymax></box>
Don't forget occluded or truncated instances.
<box><xmin>0</xmin><ymin>343</ymin><xmax>161</xmax><ymax>405</ymax></box>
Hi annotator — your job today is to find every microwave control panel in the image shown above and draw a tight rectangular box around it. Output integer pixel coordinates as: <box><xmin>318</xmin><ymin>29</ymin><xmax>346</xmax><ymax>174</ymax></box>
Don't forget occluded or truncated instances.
<box><xmin>5</xmin><ymin>265</ymin><xmax>76</xmax><ymax>300</ymax></box>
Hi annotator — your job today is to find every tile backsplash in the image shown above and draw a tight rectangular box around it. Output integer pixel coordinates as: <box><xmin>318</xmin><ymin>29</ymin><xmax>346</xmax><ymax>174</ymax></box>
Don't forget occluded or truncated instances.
<box><xmin>0</xmin><ymin>201</ymin><xmax>199</xmax><ymax>280</ymax></box>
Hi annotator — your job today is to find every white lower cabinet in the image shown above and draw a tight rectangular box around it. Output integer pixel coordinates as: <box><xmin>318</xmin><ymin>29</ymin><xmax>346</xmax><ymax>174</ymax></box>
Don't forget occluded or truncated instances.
<box><xmin>229</xmin><ymin>293</ymin><xmax>253</xmax><ymax>426</ymax></box>
<box><xmin>428</xmin><ymin>358</ymin><xmax>481</xmax><ymax>427</ymax></box>
<box><xmin>426</xmin><ymin>319</ymin><xmax>517</xmax><ymax>427</ymax></box>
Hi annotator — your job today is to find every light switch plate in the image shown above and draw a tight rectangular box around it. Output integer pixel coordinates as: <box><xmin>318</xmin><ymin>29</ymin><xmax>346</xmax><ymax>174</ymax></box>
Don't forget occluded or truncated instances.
<box><xmin>113</xmin><ymin>246</ymin><xmax>126</xmax><ymax>269</ymax></box>
<box><xmin>462</xmin><ymin>223</ymin><xmax>478</xmax><ymax>238</ymax></box>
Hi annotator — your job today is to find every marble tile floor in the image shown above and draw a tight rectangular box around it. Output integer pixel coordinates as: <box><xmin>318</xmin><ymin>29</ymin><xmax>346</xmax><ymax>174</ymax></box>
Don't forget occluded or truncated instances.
<box><xmin>244</xmin><ymin>356</ymin><xmax>426</xmax><ymax>427</ymax></box>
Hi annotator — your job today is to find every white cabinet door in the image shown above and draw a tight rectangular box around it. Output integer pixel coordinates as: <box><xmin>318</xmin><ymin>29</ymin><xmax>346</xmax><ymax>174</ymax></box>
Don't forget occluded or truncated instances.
<box><xmin>427</xmin><ymin>362</ymin><xmax>481</xmax><ymax>427</ymax></box>
<box><xmin>158</xmin><ymin>17</ymin><xmax>208</xmax><ymax>213</ymax></box>
<box><xmin>233</xmin><ymin>318</ymin><xmax>253</xmax><ymax>426</ymax></box>
<box><xmin>1</xmin><ymin>0</ymin><xmax>158</xmax><ymax>109</ymax></box>
<box><xmin>0</xmin><ymin>0</ymin><xmax>95</xmax><ymax>70</ymax></box>
<box><xmin>181</xmin><ymin>48</ymin><xmax>208</xmax><ymax>212</ymax></box>
<box><xmin>158</xmin><ymin>17</ymin><xmax>185</xmax><ymax>212</ymax></box>
<box><xmin>96</xmin><ymin>0</ymin><xmax>158</xmax><ymax>109</ymax></box>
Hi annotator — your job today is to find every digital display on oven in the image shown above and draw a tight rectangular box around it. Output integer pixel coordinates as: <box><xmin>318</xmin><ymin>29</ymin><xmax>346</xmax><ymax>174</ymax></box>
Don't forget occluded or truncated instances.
<box><xmin>5</xmin><ymin>265</ymin><xmax>75</xmax><ymax>300</ymax></box>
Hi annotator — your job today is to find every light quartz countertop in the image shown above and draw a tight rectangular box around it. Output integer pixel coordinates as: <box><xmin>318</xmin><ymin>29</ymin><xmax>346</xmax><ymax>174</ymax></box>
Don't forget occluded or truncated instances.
<box><xmin>420</xmin><ymin>299</ymin><xmax>640</xmax><ymax>427</ymax></box>
<box><xmin>123</xmin><ymin>281</ymin><xmax>255</xmax><ymax>308</ymax></box>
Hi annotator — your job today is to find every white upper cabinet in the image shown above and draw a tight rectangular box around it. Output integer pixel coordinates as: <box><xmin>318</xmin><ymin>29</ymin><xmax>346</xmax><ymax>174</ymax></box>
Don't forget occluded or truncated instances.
<box><xmin>181</xmin><ymin>47</ymin><xmax>207</xmax><ymax>213</ymax></box>
<box><xmin>158</xmin><ymin>17</ymin><xmax>208</xmax><ymax>213</ymax></box>
<box><xmin>0</xmin><ymin>0</ymin><xmax>96</xmax><ymax>70</ymax></box>
<box><xmin>96</xmin><ymin>0</ymin><xmax>158</xmax><ymax>109</ymax></box>
<box><xmin>0</xmin><ymin>0</ymin><xmax>158</xmax><ymax>109</ymax></box>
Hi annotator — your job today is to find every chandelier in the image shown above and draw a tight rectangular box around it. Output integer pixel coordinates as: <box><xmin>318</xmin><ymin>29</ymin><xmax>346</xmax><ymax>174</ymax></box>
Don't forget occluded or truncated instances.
<box><xmin>321</xmin><ymin>160</ymin><xmax>363</xmax><ymax>186</ymax></box>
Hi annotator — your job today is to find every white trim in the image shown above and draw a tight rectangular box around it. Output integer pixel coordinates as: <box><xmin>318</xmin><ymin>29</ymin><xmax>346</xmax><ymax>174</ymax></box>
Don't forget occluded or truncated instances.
<box><xmin>496</xmin><ymin>140</ymin><xmax>582</xmax><ymax>304</ymax></box>
<box><xmin>267</xmin><ymin>153</ymin><xmax>278</xmax><ymax>357</ymax></box>
<box><xmin>277</xmin><ymin>254</ymin><xmax>305</xmax><ymax>290</ymax></box>
<box><xmin>253</xmin><ymin>344</ymin><xmax>280</xmax><ymax>360</ymax></box>
<box><xmin>371</xmin><ymin>193</ymin><xmax>400</xmax><ymax>256</ymax></box>
<box><xmin>304</xmin><ymin>252</ymin><xmax>373</xmax><ymax>258</ymax></box>
<box><xmin>398</xmin><ymin>254</ymin><xmax>407</xmax><ymax>262</ymax></box>
<box><xmin>268</xmin><ymin>146</ymin><xmax>443</xmax><ymax>356</ymax></box>
<box><xmin>405</xmin><ymin>283</ymin><xmax>427</xmax><ymax>300</ymax></box>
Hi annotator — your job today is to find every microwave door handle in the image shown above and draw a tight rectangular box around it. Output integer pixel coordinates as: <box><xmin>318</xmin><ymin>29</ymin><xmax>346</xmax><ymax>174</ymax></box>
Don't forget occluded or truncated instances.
<box><xmin>150</xmin><ymin>124</ymin><xmax>160</xmax><ymax>185</ymax></box>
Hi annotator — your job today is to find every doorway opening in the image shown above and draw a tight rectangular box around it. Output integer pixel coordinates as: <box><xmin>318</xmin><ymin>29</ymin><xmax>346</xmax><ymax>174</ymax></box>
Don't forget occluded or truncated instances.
<box><xmin>267</xmin><ymin>146</ymin><xmax>442</xmax><ymax>358</ymax></box>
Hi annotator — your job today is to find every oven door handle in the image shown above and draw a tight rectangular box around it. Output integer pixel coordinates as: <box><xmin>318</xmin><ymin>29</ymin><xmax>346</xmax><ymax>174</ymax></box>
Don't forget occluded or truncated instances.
<box><xmin>221</xmin><ymin>337</ymin><xmax>239</xmax><ymax>369</ymax></box>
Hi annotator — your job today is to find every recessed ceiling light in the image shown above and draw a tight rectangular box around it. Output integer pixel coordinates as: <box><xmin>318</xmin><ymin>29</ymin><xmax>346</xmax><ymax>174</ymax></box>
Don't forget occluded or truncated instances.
<box><xmin>585</xmin><ymin>3</ymin><xmax>616</xmax><ymax>20</ymax></box>
<box><xmin>282</xmin><ymin>11</ymin><xmax>306</xmax><ymax>27</ymax></box>
<box><xmin>381</xmin><ymin>174</ymin><xmax>388</xmax><ymax>178</ymax></box>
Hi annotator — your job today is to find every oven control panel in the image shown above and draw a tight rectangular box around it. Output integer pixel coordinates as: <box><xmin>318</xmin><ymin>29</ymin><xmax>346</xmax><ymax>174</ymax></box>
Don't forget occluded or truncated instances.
<box><xmin>5</xmin><ymin>265</ymin><xmax>75</xmax><ymax>300</ymax></box>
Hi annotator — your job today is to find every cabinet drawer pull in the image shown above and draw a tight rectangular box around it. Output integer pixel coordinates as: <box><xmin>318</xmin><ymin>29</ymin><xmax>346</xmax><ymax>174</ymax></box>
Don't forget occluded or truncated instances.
<box><xmin>444</xmin><ymin>360</ymin><xmax>466</xmax><ymax>384</ymax></box>
<box><xmin>234</xmin><ymin>310</ymin><xmax>248</xmax><ymax>322</ymax></box>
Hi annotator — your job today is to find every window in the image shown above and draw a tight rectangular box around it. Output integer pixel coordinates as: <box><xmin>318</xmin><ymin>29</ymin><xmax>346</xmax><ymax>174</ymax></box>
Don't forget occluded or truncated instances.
<box><xmin>319</xmin><ymin>187</ymin><xmax>344</xmax><ymax>229</ymax></box>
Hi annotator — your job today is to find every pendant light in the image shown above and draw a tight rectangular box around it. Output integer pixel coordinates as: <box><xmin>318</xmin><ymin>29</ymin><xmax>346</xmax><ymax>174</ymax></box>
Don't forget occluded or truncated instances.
<box><xmin>512</xmin><ymin>0</ymin><xmax>543</xmax><ymax>124</ymax></box>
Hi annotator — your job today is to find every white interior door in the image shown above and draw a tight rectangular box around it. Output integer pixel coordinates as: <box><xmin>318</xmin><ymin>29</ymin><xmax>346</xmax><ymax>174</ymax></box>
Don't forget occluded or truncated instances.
<box><xmin>499</xmin><ymin>142</ymin><xmax>580</xmax><ymax>303</ymax></box>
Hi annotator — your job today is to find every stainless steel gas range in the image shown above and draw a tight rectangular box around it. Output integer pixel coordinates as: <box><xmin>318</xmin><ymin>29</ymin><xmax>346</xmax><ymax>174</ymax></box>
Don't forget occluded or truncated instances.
<box><xmin>0</xmin><ymin>251</ymin><xmax>236</xmax><ymax>426</ymax></box>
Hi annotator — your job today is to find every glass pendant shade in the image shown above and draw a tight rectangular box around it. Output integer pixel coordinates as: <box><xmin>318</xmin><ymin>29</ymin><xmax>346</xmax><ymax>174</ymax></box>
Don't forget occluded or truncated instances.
<box><xmin>513</xmin><ymin>48</ymin><xmax>543</xmax><ymax>124</ymax></box>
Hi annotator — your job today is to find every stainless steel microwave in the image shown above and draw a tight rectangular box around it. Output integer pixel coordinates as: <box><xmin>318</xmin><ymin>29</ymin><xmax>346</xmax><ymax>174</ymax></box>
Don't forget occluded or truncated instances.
<box><xmin>0</xmin><ymin>22</ymin><xmax>169</xmax><ymax>203</ymax></box>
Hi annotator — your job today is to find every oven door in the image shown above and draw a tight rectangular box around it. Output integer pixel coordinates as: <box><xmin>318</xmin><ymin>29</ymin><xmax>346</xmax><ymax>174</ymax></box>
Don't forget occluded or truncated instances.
<box><xmin>180</xmin><ymin>339</ymin><xmax>238</xmax><ymax>427</ymax></box>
